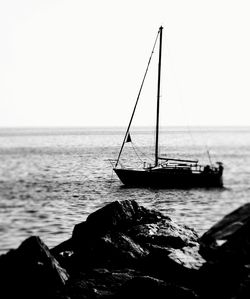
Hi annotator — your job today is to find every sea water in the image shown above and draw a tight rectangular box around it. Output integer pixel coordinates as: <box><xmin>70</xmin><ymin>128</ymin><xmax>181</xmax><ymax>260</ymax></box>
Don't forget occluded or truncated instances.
<box><xmin>0</xmin><ymin>126</ymin><xmax>249</xmax><ymax>253</ymax></box>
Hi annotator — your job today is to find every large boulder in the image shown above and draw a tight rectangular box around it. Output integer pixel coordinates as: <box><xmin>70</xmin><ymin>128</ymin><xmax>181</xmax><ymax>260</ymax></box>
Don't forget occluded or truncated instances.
<box><xmin>67</xmin><ymin>200</ymin><xmax>204</xmax><ymax>274</ymax></box>
<box><xmin>199</xmin><ymin>203</ymin><xmax>250</xmax><ymax>262</ymax></box>
<box><xmin>0</xmin><ymin>236</ymin><xmax>69</xmax><ymax>299</ymax></box>
<box><xmin>72</xmin><ymin>199</ymin><xmax>164</xmax><ymax>247</ymax></box>
<box><xmin>50</xmin><ymin>199</ymin><xmax>203</xmax><ymax>298</ymax></box>
<box><xmin>198</xmin><ymin>203</ymin><xmax>250</xmax><ymax>299</ymax></box>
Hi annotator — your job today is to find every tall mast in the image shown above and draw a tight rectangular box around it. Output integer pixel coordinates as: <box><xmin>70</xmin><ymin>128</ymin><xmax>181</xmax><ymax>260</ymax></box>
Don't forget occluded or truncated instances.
<box><xmin>155</xmin><ymin>26</ymin><xmax>163</xmax><ymax>167</ymax></box>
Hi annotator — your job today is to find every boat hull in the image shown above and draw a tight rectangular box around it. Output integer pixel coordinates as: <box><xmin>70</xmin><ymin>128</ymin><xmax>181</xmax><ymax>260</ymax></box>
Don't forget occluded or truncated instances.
<box><xmin>114</xmin><ymin>168</ymin><xmax>223</xmax><ymax>188</ymax></box>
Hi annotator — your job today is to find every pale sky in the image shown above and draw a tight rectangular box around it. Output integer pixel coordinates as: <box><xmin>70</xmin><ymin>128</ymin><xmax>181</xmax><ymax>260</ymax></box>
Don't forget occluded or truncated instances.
<box><xmin>1</xmin><ymin>0</ymin><xmax>250</xmax><ymax>127</ymax></box>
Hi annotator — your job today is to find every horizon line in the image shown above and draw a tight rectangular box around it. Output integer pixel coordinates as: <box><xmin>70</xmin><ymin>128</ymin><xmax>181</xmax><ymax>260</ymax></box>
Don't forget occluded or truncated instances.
<box><xmin>0</xmin><ymin>124</ymin><xmax>250</xmax><ymax>129</ymax></box>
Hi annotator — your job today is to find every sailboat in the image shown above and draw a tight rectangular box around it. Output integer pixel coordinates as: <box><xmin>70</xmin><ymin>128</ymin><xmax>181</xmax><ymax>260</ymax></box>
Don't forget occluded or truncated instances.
<box><xmin>113</xmin><ymin>26</ymin><xmax>223</xmax><ymax>188</ymax></box>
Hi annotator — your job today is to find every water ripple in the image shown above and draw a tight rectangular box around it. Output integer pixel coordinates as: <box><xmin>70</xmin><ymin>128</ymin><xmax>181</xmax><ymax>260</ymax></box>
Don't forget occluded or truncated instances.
<box><xmin>0</xmin><ymin>127</ymin><xmax>250</xmax><ymax>253</ymax></box>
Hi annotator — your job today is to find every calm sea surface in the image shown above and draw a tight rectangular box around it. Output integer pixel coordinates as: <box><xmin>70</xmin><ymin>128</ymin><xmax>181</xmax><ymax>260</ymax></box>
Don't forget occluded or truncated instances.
<box><xmin>0</xmin><ymin>126</ymin><xmax>249</xmax><ymax>253</ymax></box>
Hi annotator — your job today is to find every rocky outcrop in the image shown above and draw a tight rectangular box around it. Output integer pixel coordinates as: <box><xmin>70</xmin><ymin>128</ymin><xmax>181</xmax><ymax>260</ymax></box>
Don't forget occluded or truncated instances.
<box><xmin>199</xmin><ymin>203</ymin><xmax>250</xmax><ymax>262</ymax></box>
<box><xmin>1</xmin><ymin>199</ymin><xmax>250</xmax><ymax>299</ymax></box>
<box><xmin>198</xmin><ymin>203</ymin><xmax>250</xmax><ymax>299</ymax></box>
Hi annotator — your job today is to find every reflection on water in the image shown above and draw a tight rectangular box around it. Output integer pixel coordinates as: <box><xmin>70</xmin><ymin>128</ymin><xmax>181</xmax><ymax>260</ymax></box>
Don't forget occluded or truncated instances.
<box><xmin>0</xmin><ymin>127</ymin><xmax>249</xmax><ymax>253</ymax></box>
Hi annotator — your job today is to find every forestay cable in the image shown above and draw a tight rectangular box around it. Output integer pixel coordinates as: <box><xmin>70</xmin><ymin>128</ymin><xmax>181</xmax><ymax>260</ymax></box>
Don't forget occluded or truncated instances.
<box><xmin>115</xmin><ymin>29</ymin><xmax>161</xmax><ymax>167</ymax></box>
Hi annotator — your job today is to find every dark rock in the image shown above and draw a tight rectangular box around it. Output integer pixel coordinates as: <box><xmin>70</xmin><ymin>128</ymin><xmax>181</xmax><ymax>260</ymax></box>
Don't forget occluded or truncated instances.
<box><xmin>67</xmin><ymin>199</ymin><xmax>205</xmax><ymax>286</ymax></box>
<box><xmin>197</xmin><ymin>258</ymin><xmax>248</xmax><ymax>299</ymax></box>
<box><xmin>137</xmin><ymin>244</ymin><xmax>203</xmax><ymax>290</ymax></box>
<box><xmin>71</xmin><ymin>231</ymin><xmax>149</xmax><ymax>271</ymax></box>
<box><xmin>199</xmin><ymin>203</ymin><xmax>250</xmax><ymax>263</ymax></box>
<box><xmin>61</xmin><ymin>268</ymin><xmax>198</xmax><ymax>299</ymax></box>
<box><xmin>114</xmin><ymin>275</ymin><xmax>198</xmax><ymax>299</ymax></box>
<box><xmin>198</xmin><ymin>203</ymin><xmax>250</xmax><ymax>299</ymax></box>
<box><xmin>51</xmin><ymin>239</ymin><xmax>74</xmax><ymax>275</ymax></box>
<box><xmin>69</xmin><ymin>200</ymin><xmax>170</xmax><ymax>271</ymax></box>
<box><xmin>63</xmin><ymin>268</ymin><xmax>142</xmax><ymax>299</ymax></box>
<box><xmin>51</xmin><ymin>238</ymin><xmax>73</xmax><ymax>256</ymax></box>
<box><xmin>127</xmin><ymin>219</ymin><xmax>199</xmax><ymax>249</ymax></box>
<box><xmin>167</xmin><ymin>245</ymin><xmax>205</xmax><ymax>270</ymax></box>
<box><xmin>72</xmin><ymin>200</ymin><xmax>165</xmax><ymax>248</ymax></box>
<box><xmin>86</xmin><ymin>199</ymin><xmax>165</xmax><ymax>231</ymax></box>
<box><xmin>231</xmin><ymin>265</ymin><xmax>250</xmax><ymax>299</ymax></box>
<box><xmin>124</xmin><ymin>214</ymin><xmax>204</xmax><ymax>289</ymax></box>
<box><xmin>0</xmin><ymin>236</ymin><xmax>69</xmax><ymax>299</ymax></box>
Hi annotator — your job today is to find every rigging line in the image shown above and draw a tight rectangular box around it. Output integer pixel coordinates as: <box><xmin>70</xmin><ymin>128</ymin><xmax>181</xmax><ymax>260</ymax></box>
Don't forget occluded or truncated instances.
<box><xmin>115</xmin><ymin>28</ymin><xmax>161</xmax><ymax>167</ymax></box>
<box><xmin>131</xmin><ymin>138</ymin><xmax>155</xmax><ymax>162</ymax></box>
<box><xmin>165</xmin><ymin>45</ymin><xmax>212</xmax><ymax>164</ymax></box>
<box><xmin>109</xmin><ymin>168</ymin><xmax>115</xmax><ymax>188</ymax></box>
<box><xmin>136</xmin><ymin>146</ymin><xmax>154</xmax><ymax>163</ymax></box>
<box><xmin>130</xmin><ymin>141</ymin><xmax>148</xmax><ymax>164</ymax></box>
<box><xmin>163</xmin><ymin>37</ymin><xmax>200</xmax><ymax>159</ymax></box>
<box><xmin>207</xmin><ymin>149</ymin><xmax>213</xmax><ymax>166</ymax></box>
